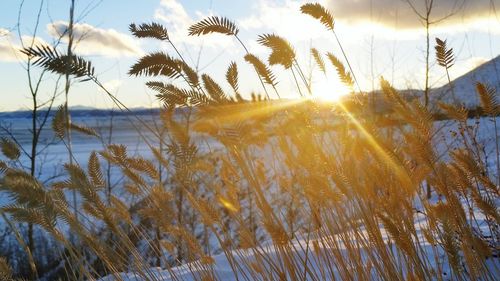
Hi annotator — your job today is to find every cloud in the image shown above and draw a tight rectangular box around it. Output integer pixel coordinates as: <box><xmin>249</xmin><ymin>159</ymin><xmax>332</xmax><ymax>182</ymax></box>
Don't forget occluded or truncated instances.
<box><xmin>47</xmin><ymin>21</ymin><xmax>143</xmax><ymax>57</ymax></box>
<box><xmin>325</xmin><ymin>0</ymin><xmax>499</xmax><ymax>30</ymax></box>
<box><xmin>0</xmin><ymin>29</ymin><xmax>49</xmax><ymax>62</ymax></box>
<box><xmin>239</xmin><ymin>0</ymin><xmax>328</xmax><ymax>44</ymax></box>
<box><xmin>153</xmin><ymin>0</ymin><xmax>234</xmax><ymax>49</ymax></box>
<box><xmin>100</xmin><ymin>79</ymin><xmax>122</xmax><ymax>93</ymax></box>
<box><xmin>0</xmin><ymin>29</ymin><xmax>20</xmax><ymax>62</ymax></box>
<box><xmin>237</xmin><ymin>0</ymin><xmax>500</xmax><ymax>48</ymax></box>
<box><xmin>0</xmin><ymin>42</ymin><xmax>20</xmax><ymax>62</ymax></box>
<box><xmin>0</xmin><ymin>28</ymin><xmax>9</xmax><ymax>37</ymax></box>
<box><xmin>0</xmin><ymin>22</ymin><xmax>142</xmax><ymax>62</ymax></box>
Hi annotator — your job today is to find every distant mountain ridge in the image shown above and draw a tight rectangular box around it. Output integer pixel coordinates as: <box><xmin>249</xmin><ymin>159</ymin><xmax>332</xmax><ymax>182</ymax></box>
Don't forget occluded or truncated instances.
<box><xmin>2</xmin><ymin>56</ymin><xmax>499</xmax><ymax>118</ymax></box>
<box><xmin>0</xmin><ymin>106</ymin><xmax>163</xmax><ymax>119</ymax></box>
<box><xmin>432</xmin><ymin>55</ymin><xmax>500</xmax><ymax>108</ymax></box>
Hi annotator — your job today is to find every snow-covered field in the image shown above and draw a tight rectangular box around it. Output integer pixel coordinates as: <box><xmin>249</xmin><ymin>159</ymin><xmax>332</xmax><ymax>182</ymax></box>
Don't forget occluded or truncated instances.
<box><xmin>1</xmin><ymin>113</ymin><xmax>499</xmax><ymax>280</ymax></box>
<box><xmin>95</xmin><ymin>116</ymin><xmax>500</xmax><ymax>281</ymax></box>
<box><xmin>0</xmin><ymin>114</ymin><xmax>219</xmax><ymax>203</ymax></box>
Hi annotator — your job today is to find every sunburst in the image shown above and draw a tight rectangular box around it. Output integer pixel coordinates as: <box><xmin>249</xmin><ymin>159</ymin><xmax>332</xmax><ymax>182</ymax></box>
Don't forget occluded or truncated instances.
<box><xmin>311</xmin><ymin>78</ymin><xmax>351</xmax><ymax>102</ymax></box>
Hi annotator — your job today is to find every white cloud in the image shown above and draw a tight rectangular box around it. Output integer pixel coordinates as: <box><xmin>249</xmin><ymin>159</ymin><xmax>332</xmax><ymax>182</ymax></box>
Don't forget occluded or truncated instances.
<box><xmin>47</xmin><ymin>21</ymin><xmax>143</xmax><ymax>57</ymax></box>
<box><xmin>155</xmin><ymin>0</ymin><xmax>191</xmax><ymax>32</ymax></box>
<box><xmin>100</xmin><ymin>79</ymin><xmax>122</xmax><ymax>93</ymax></box>
<box><xmin>239</xmin><ymin>0</ymin><xmax>327</xmax><ymax>43</ymax></box>
<box><xmin>0</xmin><ymin>22</ymin><xmax>142</xmax><ymax>62</ymax></box>
<box><xmin>0</xmin><ymin>28</ymin><xmax>10</xmax><ymax>37</ymax></box>
<box><xmin>0</xmin><ymin>30</ymin><xmax>48</xmax><ymax>62</ymax></box>
<box><xmin>236</xmin><ymin>0</ymin><xmax>423</xmax><ymax>50</ymax></box>
<box><xmin>20</xmin><ymin>35</ymin><xmax>49</xmax><ymax>48</ymax></box>
<box><xmin>153</xmin><ymin>0</ymin><xmax>235</xmax><ymax>49</ymax></box>
<box><xmin>0</xmin><ymin>42</ymin><xmax>20</xmax><ymax>62</ymax></box>
<box><xmin>238</xmin><ymin>0</ymin><xmax>500</xmax><ymax>48</ymax></box>
<box><xmin>0</xmin><ymin>29</ymin><xmax>20</xmax><ymax>62</ymax></box>
<box><xmin>325</xmin><ymin>0</ymin><xmax>500</xmax><ymax>31</ymax></box>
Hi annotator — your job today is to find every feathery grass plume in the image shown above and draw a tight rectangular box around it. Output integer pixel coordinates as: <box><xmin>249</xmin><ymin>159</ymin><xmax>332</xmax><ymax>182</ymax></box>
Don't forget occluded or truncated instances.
<box><xmin>102</xmin><ymin>144</ymin><xmax>128</xmax><ymax>165</ymax></box>
<box><xmin>178</xmin><ymin>60</ymin><xmax>200</xmax><ymax>88</ymax></box>
<box><xmin>146</xmin><ymin>81</ymin><xmax>188</xmax><ymax>108</ymax></box>
<box><xmin>70</xmin><ymin>123</ymin><xmax>99</xmax><ymax>138</ymax></box>
<box><xmin>163</xmin><ymin>113</ymin><xmax>191</xmax><ymax>147</ymax></box>
<box><xmin>379</xmin><ymin>77</ymin><xmax>409</xmax><ymax>110</ymax></box>
<box><xmin>64</xmin><ymin>162</ymin><xmax>98</xmax><ymax>193</ymax></box>
<box><xmin>129</xmin><ymin>52</ymin><xmax>182</xmax><ymax>78</ymax></box>
<box><xmin>52</xmin><ymin>105</ymin><xmax>67</xmax><ymax>139</ymax></box>
<box><xmin>300</xmin><ymin>3</ymin><xmax>334</xmax><ymax>31</ymax></box>
<box><xmin>22</xmin><ymin>45</ymin><xmax>94</xmax><ymax>78</ymax></box>
<box><xmin>257</xmin><ymin>34</ymin><xmax>296</xmax><ymax>69</ymax></box>
<box><xmin>145</xmin><ymin>81</ymin><xmax>174</xmax><ymax>94</ymax></box>
<box><xmin>109</xmin><ymin>195</ymin><xmax>132</xmax><ymax>224</ymax></box>
<box><xmin>476</xmin><ymin>81</ymin><xmax>500</xmax><ymax>192</ymax></box>
<box><xmin>6</xmin><ymin>2</ymin><xmax>500</xmax><ymax>279</ymax></box>
<box><xmin>226</xmin><ymin>61</ymin><xmax>239</xmax><ymax>94</ymax></box>
<box><xmin>471</xmin><ymin>188</ymin><xmax>500</xmax><ymax>223</ymax></box>
<box><xmin>129</xmin><ymin>22</ymin><xmax>169</xmax><ymax>40</ymax></box>
<box><xmin>150</xmin><ymin>84</ymin><xmax>210</xmax><ymax>106</ymax></box>
<box><xmin>438</xmin><ymin>102</ymin><xmax>468</xmax><ymax>122</ymax></box>
<box><xmin>185</xmin><ymin>89</ymin><xmax>211</xmax><ymax>106</ymax></box>
<box><xmin>100</xmin><ymin>145</ymin><xmax>152</xmax><ymax>189</ymax></box>
<box><xmin>186</xmin><ymin>192</ymin><xmax>220</xmax><ymax>226</ymax></box>
<box><xmin>435</xmin><ymin>38</ymin><xmax>454</xmax><ymax>69</ymax></box>
<box><xmin>88</xmin><ymin>152</ymin><xmax>105</xmax><ymax>188</ymax></box>
<box><xmin>0</xmin><ymin>161</ymin><xmax>7</xmax><ymax>174</ymax></box>
<box><xmin>51</xmin><ymin>105</ymin><xmax>98</xmax><ymax>138</ymax></box>
<box><xmin>326</xmin><ymin>52</ymin><xmax>353</xmax><ymax>88</ymax></box>
<box><xmin>0</xmin><ymin>137</ymin><xmax>20</xmax><ymax>160</ymax></box>
<box><xmin>302</xmin><ymin>2</ymin><xmax>361</xmax><ymax>93</ymax></box>
<box><xmin>24</xmin><ymin>42</ymin><xmax>170</xmax><ymax>157</ymax></box>
<box><xmin>188</xmin><ymin>16</ymin><xmax>239</xmax><ymax>36</ymax></box>
<box><xmin>377</xmin><ymin>212</ymin><xmax>413</xmax><ymax>256</ymax></box>
<box><xmin>1</xmin><ymin>170</ymin><xmax>59</xmax><ymax>220</ymax></box>
<box><xmin>244</xmin><ymin>54</ymin><xmax>278</xmax><ymax>87</ymax></box>
<box><xmin>202</xmin><ymin>74</ymin><xmax>227</xmax><ymax>103</ymax></box>
<box><xmin>476</xmin><ymin>82</ymin><xmax>499</xmax><ymax>116</ymax></box>
<box><xmin>311</xmin><ymin>48</ymin><xmax>326</xmax><ymax>75</ymax></box>
<box><xmin>0</xmin><ymin>257</ymin><xmax>13</xmax><ymax>280</ymax></box>
<box><xmin>126</xmin><ymin>157</ymin><xmax>160</xmax><ymax>179</ymax></box>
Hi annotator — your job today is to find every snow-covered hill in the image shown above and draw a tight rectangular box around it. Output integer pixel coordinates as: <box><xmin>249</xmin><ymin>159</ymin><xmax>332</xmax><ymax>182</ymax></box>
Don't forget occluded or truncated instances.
<box><xmin>432</xmin><ymin>55</ymin><xmax>500</xmax><ymax>108</ymax></box>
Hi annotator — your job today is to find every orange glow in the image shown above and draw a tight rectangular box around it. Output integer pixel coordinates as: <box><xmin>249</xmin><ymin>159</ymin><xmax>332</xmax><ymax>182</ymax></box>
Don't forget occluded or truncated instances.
<box><xmin>311</xmin><ymin>78</ymin><xmax>351</xmax><ymax>102</ymax></box>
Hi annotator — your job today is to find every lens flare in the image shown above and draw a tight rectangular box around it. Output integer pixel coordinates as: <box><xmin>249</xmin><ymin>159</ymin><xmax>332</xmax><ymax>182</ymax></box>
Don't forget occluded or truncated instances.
<box><xmin>312</xmin><ymin>78</ymin><xmax>351</xmax><ymax>102</ymax></box>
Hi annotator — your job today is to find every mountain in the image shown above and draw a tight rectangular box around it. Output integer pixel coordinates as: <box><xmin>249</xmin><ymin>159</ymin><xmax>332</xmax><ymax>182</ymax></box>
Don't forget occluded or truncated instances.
<box><xmin>2</xmin><ymin>57</ymin><xmax>499</xmax><ymax>119</ymax></box>
<box><xmin>432</xmin><ymin>55</ymin><xmax>500</xmax><ymax>108</ymax></box>
<box><xmin>0</xmin><ymin>107</ymin><xmax>163</xmax><ymax>119</ymax></box>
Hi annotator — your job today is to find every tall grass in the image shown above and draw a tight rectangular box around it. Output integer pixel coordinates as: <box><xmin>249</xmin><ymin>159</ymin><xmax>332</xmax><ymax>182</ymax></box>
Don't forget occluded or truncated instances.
<box><xmin>0</xmin><ymin>2</ymin><xmax>499</xmax><ymax>280</ymax></box>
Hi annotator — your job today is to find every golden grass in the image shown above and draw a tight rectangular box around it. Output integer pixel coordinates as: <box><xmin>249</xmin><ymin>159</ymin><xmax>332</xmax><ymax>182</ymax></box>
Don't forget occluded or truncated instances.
<box><xmin>1</xmin><ymin>2</ymin><xmax>499</xmax><ymax>280</ymax></box>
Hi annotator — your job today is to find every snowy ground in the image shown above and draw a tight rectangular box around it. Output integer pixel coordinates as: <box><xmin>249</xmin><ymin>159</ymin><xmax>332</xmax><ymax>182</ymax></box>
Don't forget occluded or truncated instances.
<box><xmin>0</xmin><ymin>115</ymin><xmax>220</xmax><ymax>205</ymax></box>
<box><xmin>99</xmin><ymin>216</ymin><xmax>497</xmax><ymax>281</ymax></box>
<box><xmin>1</xmin><ymin>115</ymin><xmax>499</xmax><ymax>280</ymax></box>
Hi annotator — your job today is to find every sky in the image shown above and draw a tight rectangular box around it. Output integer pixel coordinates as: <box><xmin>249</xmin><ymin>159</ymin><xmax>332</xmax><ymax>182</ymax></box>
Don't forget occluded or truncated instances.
<box><xmin>0</xmin><ymin>0</ymin><xmax>499</xmax><ymax>111</ymax></box>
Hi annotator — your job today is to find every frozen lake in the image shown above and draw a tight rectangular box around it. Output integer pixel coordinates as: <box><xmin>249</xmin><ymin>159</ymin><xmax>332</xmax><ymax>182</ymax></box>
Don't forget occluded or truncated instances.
<box><xmin>1</xmin><ymin>113</ymin><xmax>499</xmax><ymax>201</ymax></box>
<box><xmin>0</xmin><ymin>113</ymin><xmax>224</xmax><ymax>208</ymax></box>
<box><xmin>1</xmin><ymin>115</ymin><xmax>160</xmax><ymax>180</ymax></box>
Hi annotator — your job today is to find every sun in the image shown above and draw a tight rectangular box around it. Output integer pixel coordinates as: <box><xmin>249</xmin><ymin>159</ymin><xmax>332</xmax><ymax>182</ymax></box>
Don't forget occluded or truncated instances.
<box><xmin>311</xmin><ymin>78</ymin><xmax>351</xmax><ymax>102</ymax></box>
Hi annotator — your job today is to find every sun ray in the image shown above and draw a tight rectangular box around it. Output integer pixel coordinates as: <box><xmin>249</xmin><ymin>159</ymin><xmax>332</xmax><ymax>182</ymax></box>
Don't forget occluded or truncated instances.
<box><xmin>335</xmin><ymin>101</ymin><xmax>413</xmax><ymax>189</ymax></box>
<box><xmin>312</xmin><ymin>78</ymin><xmax>351</xmax><ymax>102</ymax></box>
<box><xmin>194</xmin><ymin>98</ymin><xmax>306</xmax><ymax>128</ymax></box>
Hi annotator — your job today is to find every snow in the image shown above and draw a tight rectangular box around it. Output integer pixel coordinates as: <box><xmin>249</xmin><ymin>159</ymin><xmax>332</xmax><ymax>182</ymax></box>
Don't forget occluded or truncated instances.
<box><xmin>432</xmin><ymin>55</ymin><xmax>500</xmax><ymax>108</ymax></box>
<box><xmin>95</xmin><ymin>221</ymin><xmax>471</xmax><ymax>281</ymax></box>
<box><xmin>97</xmin><ymin>117</ymin><xmax>500</xmax><ymax>281</ymax></box>
<box><xmin>2</xmin><ymin>56</ymin><xmax>500</xmax><ymax>279</ymax></box>
<box><xmin>1</xmin><ymin>114</ymin><xmax>499</xmax><ymax>280</ymax></box>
